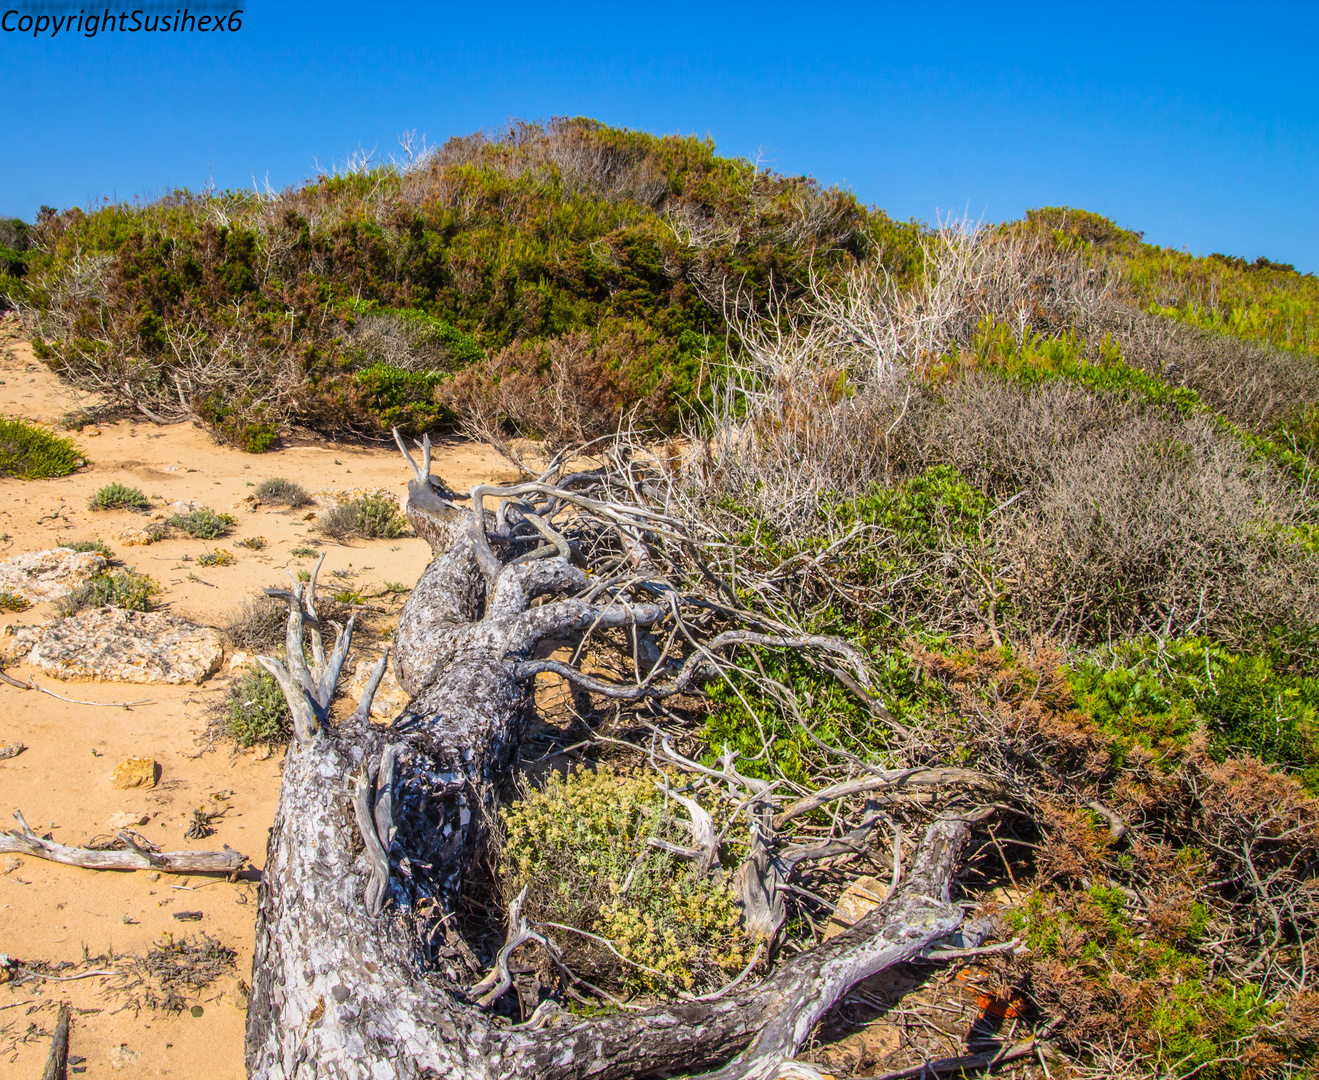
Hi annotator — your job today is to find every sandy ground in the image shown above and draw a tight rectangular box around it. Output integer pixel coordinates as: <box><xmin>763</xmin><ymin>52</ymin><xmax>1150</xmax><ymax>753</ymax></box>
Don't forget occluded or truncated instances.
<box><xmin>0</xmin><ymin>323</ymin><xmax>517</xmax><ymax>1077</ymax></box>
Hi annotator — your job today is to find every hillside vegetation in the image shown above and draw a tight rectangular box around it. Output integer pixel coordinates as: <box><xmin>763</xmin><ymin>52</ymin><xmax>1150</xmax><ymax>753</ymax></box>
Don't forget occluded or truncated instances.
<box><xmin>7</xmin><ymin>120</ymin><xmax>1319</xmax><ymax>1078</ymax></box>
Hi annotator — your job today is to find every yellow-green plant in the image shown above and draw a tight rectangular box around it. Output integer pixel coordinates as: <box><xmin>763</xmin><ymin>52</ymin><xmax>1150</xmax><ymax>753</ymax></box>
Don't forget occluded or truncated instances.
<box><xmin>500</xmin><ymin>765</ymin><xmax>749</xmax><ymax>994</ymax></box>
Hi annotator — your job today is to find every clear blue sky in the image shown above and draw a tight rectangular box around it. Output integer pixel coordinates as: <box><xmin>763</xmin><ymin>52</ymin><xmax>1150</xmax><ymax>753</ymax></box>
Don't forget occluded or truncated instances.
<box><xmin>2</xmin><ymin>2</ymin><xmax>1316</xmax><ymax>271</ymax></box>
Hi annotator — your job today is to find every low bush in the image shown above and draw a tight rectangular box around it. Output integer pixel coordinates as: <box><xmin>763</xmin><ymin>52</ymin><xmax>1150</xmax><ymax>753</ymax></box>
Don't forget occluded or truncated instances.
<box><xmin>197</xmin><ymin>548</ymin><xmax>233</xmax><ymax>567</ymax></box>
<box><xmin>254</xmin><ymin>478</ymin><xmax>311</xmax><ymax>508</ymax></box>
<box><xmin>315</xmin><ymin>494</ymin><xmax>407</xmax><ymax>541</ymax></box>
<box><xmin>0</xmin><ymin>418</ymin><xmax>84</xmax><ymax>479</ymax></box>
<box><xmin>222</xmin><ymin>667</ymin><xmax>290</xmax><ymax>746</ymax></box>
<box><xmin>64</xmin><ymin>538</ymin><xmax>112</xmax><ymax>557</ymax></box>
<box><xmin>288</xmin><ymin>545</ymin><xmax>318</xmax><ymax>558</ymax></box>
<box><xmin>90</xmin><ymin>483</ymin><xmax>150</xmax><ymax>511</ymax></box>
<box><xmin>0</xmin><ymin>590</ymin><xmax>30</xmax><ymax>612</ymax></box>
<box><xmin>57</xmin><ymin>568</ymin><xmax>160</xmax><ymax>614</ymax></box>
<box><xmin>500</xmin><ymin>766</ymin><xmax>749</xmax><ymax>993</ymax></box>
<box><xmin>236</xmin><ymin>535</ymin><xmax>266</xmax><ymax>550</ymax></box>
<box><xmin>167</xmin><ymin>507</ymin><xmax>235</xmax><ymax>539</ymax></box>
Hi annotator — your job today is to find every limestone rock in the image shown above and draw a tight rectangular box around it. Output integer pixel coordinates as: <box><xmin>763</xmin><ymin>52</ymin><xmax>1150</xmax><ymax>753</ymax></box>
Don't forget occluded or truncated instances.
<box><xmin>8</xmin><ymin>608</ymin><xmax>223</xmax><ymax>684</ymax></box>
<box><xmin>107</xmin><ymin>811</ymin><xmax>150</xmax><ymax>829</ymax></box>
<box><xmin>117</xmin><ymin>527</ymin><xmax>157</xmax><ymax>547</ymax></box>
<box><xmin>823</xmin><ymin>875</ymin><xmax>890</xmax><ymax>940</ymax></box>
<box><xmin>0</xmin><ymin>742</ymin><xmax>24</xmax><ymax>760</ymax></box>
<box><xmin>345</xmin><ymin>656</ymin><xmax>410</xmax><ymax>720</ymax></box>
<box><xmin>111</xmin><ymin>758</ymin><xmax>157</xmax><ymax>790</ymax></box>
<box><xmin>0</xmin><ymin>547</ymin><xmax>105</xmax><ymax>603</ymax></box>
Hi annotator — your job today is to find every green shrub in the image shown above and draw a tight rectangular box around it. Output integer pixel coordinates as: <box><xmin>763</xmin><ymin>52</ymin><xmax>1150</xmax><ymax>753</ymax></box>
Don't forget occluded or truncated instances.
<box><xmin>0</xmin><ymin>590</ymin><xmax>30</xmax><ymax>612</ymax></box>
<box><xmin>314</xmin><ymin>494</ymin><xmax>407</xmax><ymax>541</ymax></box>
<box><xmin>1070</xmin><ymin>636</ymin><xmax>1319</xmax><ymax>789</ymax></box>
<box><xmin>0</xmin><ymin>419</ymin><xmax>84</xmax><ymax>479</ymax></box>
<box><xmin>57</xmin><ymin>568</ymin><xmax>160</xmax><ymax>614</ymax></box>
<box><xmin>222</xmin><ymin>667</ymin><xmax>290</xmax><ymax>746</ymax></box>
<box><xmin>90</xmin><ymin>483</ymin><xmax>150</xmax><ymax>511</ymax></box>
<box><xmin>167</xmin><ymin>507</ymin><xmax>235</xmax><ymax>539</ymax></box>
<box><xmin>197</xmin><ymin>548</ymin><xmax>233</xmax><ymax>567</ymax></box>
<box><xmin>64</xmin><ymin>538</ymin><xmax>113</xmax><ymax>557</ymax></box>
<box><xmin>331</xmin><ymin>589</ymin><xmax>364</xmax><ymax>605</ymax></box>
<box><xmin>501</xmin><ymin>766</ymin><xmax>749</xmax><ymax>993</ymax></box>
<box><xmin>351</xmin><ymin>364</ymin><xmax>454</xmax><ymax>435</ymax></box>
<box><xmin>288</xmin><ymin>545</ymin><xmax>318</xmax><ymax>558</ymax></box>
<box><xmin>254</xmin><ymin>478</ymin><xmax>311</xmax><ymax>508</ymax></box>
<box><xmin>236</xmin><ymin>535</ymin><xmax>266</xmax><ymax>550</ymax></box>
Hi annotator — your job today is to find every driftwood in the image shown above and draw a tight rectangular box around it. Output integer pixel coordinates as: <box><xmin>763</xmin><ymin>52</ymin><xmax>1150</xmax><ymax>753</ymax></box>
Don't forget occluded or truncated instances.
<box><xmin>41</xmin><ymin>1003</ymin><xmax>70</xmax><ymax>1080</ymax></box>
<box><xmin>0</xmin><ymin>810</ymin><xmax>246</xmax><ymax>874</ymax></box>
<box><xmin>243</xmin><ymin>432</ymin><xmax>991</xmax><ymax>1080</ymax></box>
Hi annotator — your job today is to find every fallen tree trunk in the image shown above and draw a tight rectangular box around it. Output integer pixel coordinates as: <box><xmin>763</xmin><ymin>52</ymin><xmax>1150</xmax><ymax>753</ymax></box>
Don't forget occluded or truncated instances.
<box><xmin>244</xmin><ymin>436</ymin><xmax>987</xmax><ymax>1080</ymax></box>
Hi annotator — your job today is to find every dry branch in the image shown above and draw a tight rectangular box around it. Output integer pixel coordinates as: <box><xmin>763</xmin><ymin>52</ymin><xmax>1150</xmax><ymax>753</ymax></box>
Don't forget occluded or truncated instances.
<box><xmin>0</xmin><ymin>810</ymin><xmax>246</xmax><ymax>874</ymax></box>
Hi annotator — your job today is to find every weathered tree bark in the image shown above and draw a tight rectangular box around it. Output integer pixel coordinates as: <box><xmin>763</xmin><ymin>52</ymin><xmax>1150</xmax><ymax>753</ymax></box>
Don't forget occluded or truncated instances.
<box><xmin>244</xmin><ymin>436</ymin><xmax>986</xmax><ymax>1080</ymax></box>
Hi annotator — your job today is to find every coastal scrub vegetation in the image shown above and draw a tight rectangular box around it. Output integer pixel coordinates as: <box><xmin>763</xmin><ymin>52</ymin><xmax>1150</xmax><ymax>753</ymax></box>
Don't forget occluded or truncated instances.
<box><xmin>11</xmin><ymin>119</ymin><xmax>1319</xmax><ymax>1078</ymax></box>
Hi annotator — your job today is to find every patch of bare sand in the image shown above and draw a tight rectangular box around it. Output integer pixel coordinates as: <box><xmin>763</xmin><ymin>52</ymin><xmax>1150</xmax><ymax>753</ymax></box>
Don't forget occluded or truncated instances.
<box><xmin>0</xmin><ymin>334</ymin><xmax>517</xmax><ymax>1076</ymax></box>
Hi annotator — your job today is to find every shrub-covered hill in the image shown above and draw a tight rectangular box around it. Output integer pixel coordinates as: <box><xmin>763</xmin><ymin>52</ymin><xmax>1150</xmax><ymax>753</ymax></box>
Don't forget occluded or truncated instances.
<box><xmin>3</xmin><ymin>118</ymin><xmax>920</xmax><ymax>449</ymax></box>
<box><xmin>10</xmin><ymin>123</ymin><xmax>1319</xmax><ymax>1078</ymax></box>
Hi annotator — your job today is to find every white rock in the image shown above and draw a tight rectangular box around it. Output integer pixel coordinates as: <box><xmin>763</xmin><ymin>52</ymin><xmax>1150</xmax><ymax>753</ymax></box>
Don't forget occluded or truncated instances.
<box><xmin>107</xmin><ymin>811</ymin><xmax>150</xmax><ymax>830</ymax></box>
<box><xmin>0</xmin><ymin>548</ymin><xmax>105</xmax><ymax>603</ymax></box>
<box><xmin>228</xmin><ymin>650</ymin><xmax>252</xmax><ymax>671</ymax></box>
<box><xmin>7</xmin><ymin>608</ymin><xmax>224</xmax><ymax>684</ymax></box>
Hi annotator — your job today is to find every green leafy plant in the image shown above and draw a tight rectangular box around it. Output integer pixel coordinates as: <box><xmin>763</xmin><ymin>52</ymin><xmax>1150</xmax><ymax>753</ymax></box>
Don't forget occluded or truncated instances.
<box><xmin>167</xmin><ymin>508</ymin><xmax>235</xmax><ymax>539</ymax></box>
<box><xmin>57</xmin><ymin>568</ymin><xmax>160</xmax><ymax>614</ymax></box>
<box><xmin>222</xmin><ymin>667</ymin><xmax>291</xmax><ymax>746</ymax></box>
<box><xmin>314</xmin><ymin>494</ymin><xmax>407</xmax><ymax>541</ymax></box>
<box><xmin>0</xmin><ymin>418</ymin><xmax>84</xmax><ymax>479</ymax></box>
<box><xmin>288</xmin><ymin>546</ymin><xmax>318</xmax><ymax>558</ymax></box>
<box><xmin>90</xmin><ymin>482</ymin><xmax>150</xmax><ymax>511</ymax></box>
<box><xmin>64</xmin><ymin>538</ymin><xmax>112</xmax><ymax>557</ymax></box>
<box><xmin>331</xmin><ymin>589</ymin><xmax>364</xmax><ymax>605</ymax></box>
<box><xmin>0</xmin><ymin>590</ymin><xmax>30</xmax><ymax>612</ymax></box>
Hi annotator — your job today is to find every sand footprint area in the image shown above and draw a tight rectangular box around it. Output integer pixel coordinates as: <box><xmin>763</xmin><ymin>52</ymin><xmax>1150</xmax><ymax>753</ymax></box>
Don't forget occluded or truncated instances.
<box><xmin>0</xmin><ymin>320</ymin><xmax>515</xmax><ymax>1077</ymax></box>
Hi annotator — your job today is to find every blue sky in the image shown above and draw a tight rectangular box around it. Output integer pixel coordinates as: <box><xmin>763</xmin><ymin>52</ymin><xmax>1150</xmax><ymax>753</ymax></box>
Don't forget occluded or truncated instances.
<box><xmin>2</xmin><ymin>2</ymin><xmax>1316</xmax><ymax>271</ymax></box>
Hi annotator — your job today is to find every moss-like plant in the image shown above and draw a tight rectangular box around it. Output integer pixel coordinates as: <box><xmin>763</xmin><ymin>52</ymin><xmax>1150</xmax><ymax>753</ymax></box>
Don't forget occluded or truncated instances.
<box><xmin>0</xmin><ymin>418</ymin><xmax>84</xmax><ymax>479</ymax></box>
<box><xmin>90</xmin><ymin>482</ymin><xmax>150</xmax><ymax>511</ymax></box>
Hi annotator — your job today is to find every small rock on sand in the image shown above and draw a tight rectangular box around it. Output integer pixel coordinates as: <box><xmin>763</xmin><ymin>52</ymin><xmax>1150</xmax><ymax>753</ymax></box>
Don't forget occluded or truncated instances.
<box><xmin>111</xmin><ymin>758</ymin><xmax>157</xmax><ymax>790</ymax></box>
<box><xmin>7</xmin><ymin>608</ymin><xmax>223</xmax><ymax>684</ymax></box>
<box><xmin>823</xmin><ymin>875</ymin><xmax>890</xmax><ymax>940</ymax></box>
<box><xmin>0</xmin><ymin>547</ymin><xmax>105</xmax><ymax>603</ymax></box>
<box><xmin>107</xmin><ymin>811</ymin><xmax>150</xmax><ymax>828</ymax></box>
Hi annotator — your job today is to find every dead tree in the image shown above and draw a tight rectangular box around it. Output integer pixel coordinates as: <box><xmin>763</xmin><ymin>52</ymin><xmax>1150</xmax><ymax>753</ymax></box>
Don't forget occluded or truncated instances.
<box><xmin>244</xmin><ymin>433</ymin><xmax>991</xmax><ymax>1080</ymax></box>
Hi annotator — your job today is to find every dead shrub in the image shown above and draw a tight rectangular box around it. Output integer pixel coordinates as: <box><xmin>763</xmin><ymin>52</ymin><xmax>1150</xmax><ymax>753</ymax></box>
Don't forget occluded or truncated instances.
<box><xmin>220</xmin><ymin>594</ymin><xmax>287</xmax><ymax>652</ymax></box>
<box><xmin>1002</xmin><ymin>410</ymin><xmax>1318</xmax><ymax>644</ymax></box>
